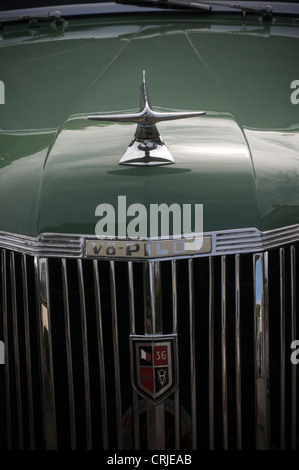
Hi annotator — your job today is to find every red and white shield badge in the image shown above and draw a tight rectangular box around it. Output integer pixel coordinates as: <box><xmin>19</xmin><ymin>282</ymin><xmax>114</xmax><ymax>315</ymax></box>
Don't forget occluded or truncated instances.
<box><xmin>130</xmin><ymin>335</ymin><xmax>178</xmax><ymax>404</ymax></box>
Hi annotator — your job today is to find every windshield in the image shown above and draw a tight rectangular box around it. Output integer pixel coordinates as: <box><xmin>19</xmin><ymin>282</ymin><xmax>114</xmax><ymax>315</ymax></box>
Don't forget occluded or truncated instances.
<box><xmin>2</xmin><ymin>0</ymin><xmax>299</xmax><ymax>8</ymax></box>
<box><xmin>1</xmin><ymin>0</ymin><xmax>299</xmax><ymax>19</ymax></box>
<box><xmin>0</xmin><ymin>1</ymin><xmax>114</xmax><ymax>11</ymax></box>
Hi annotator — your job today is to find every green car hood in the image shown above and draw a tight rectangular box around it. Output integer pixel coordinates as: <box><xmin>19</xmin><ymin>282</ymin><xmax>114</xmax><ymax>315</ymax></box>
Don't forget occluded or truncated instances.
<box><xmin>0</xmin><ymin>14</ymin><xmax>299</xmax><ymax>237</ymax></box>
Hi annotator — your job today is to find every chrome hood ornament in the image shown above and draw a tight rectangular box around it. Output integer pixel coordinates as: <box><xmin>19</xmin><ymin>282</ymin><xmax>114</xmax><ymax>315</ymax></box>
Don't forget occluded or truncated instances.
<box><xmin>88</xmin><ymin>71</ymin><xmax>206</xmax><ymax>166</ymax></box>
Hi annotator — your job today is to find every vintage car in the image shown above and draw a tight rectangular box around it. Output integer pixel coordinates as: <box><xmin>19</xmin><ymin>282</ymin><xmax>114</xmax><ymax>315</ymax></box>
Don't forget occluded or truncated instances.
<box><xmin>0</xmin><ymin>0</ymin><xmax>298</xmax><ymax>451</ymax></box>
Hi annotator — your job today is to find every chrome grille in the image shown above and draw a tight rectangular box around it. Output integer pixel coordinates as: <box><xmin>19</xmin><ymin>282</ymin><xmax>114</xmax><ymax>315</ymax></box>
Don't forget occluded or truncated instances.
<box><xmin>0</xmin><ymin>245</ymin><xmax>298</xmax><ymax>449</ymax></box>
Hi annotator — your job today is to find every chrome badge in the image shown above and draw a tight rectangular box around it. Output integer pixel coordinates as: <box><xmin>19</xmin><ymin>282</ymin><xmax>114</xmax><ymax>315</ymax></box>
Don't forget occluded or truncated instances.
<box><xmin>130</xmin><ymin>335</ymin><xmax>178</xmax><ymax>404</ymax></box>
<box><xmin>86</xmin><ymin>236</ymin><xmax>212</xmax><ymax>260</ymax></box>
<box><xmin>88</xmin><ymin>71</ymin><xmax>206</xmax><ymax>166</ymax></box>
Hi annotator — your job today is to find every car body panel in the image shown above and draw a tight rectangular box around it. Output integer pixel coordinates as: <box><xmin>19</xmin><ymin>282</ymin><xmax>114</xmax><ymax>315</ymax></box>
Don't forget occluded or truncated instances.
<box><xmin>0</xmin><ymin>14</ymin><xmax>298</xmax><ymax>237</ymax></box>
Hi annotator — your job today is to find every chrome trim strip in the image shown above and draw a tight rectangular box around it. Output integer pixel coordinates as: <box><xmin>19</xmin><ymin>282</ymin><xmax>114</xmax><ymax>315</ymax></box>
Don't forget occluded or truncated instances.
<box><xmin>132</xmin><ymin>391</ymin><xmax>140</xmax><ymax>451</ymax></box>
<box><xmin>61</xmin><ymin>259</ymin><xmax>76</xmax><ymax>450</ymax></box>
<box><xmin>172</xmin><ymin>260</ymin><xmax>178</xmax><ymax>333</ymax></box>
<box><xmin>290</xmin><ymin>245</ymin><xmax>297</xmax><ymax>450</ymax></box>
<box><xmin>128</xmin><ymin>262</ymin><xmax>136</xmax><ymax>335</ymax></box>
<box><xmin>143</xmin><ymin>262</ymin><xmax>166</xmax><ymax>450</ymax></box>
<box><xmin>127</xmin><ymin>262</ymin><xmax>140</xmax><ymax>450</ymax></box>
<box><xmin>279</xmin><ymin>248</ymin><xmax>286</xmax><ymax>450</ymax></box>
<box><xmin>1</xmin><ymin>250</ymin><xmax>11</xmax><ymax>449</ymax></box>
<box><xmin>1</xmin><ymin>223</ymin><xmax>299</xmax><ymax>259</ymax></box>
<box><xmin>35</xmin><ymin>257</ymin><xmax>57</xmax><ymax>449</ymax></box>
<box><xmin>10</xmin><ymin>252</ymin><xmax>24</xmax><ymax>450</ymax></box>
<box><xmin>221</xmin><ymin>256</ymin><xmax>228</xmax><ymax>450</ymax></box>
<box><xmin>253</xmin><ymin>253</ymin><xmax>270</xmax><ymax>450</ymax></box>
<box><xmin>109</xmin><ymin>261</ymin><xmax>123</xmax><ymax>449</ymax></box>
<box><xmin>172</xmin><ymin>260</ymin><xmax>180</xmax><ymax>450</ymax></box>
<box><xmin>143</xmin><ymin>263</ymin><xmax>150</xmax><ymax>333</ymax></box>
<box><xmin>208</xmin><ymin>256</ymin><xmax>214</xmax><ymax>450</ymax></box>
<box><xmin>77</xmin><ymin>259</ymin><xmax>92</xmax><ymax>449</ymax></box>
<box><xmin>144</xmin><ymin>262</ymin><xmax>163</xmax><ymax>335</ymax></box>
<box><xmin>147</xmin><ymin>404</ymin><xmax>165</xmax><ymax>450</ymax></box>
<box><xmin>235</xmin><ymin>254</ymin><xmax>242</xmax><ymax>450</ymax></box>
<box><xmin>0</xmin><ymin>232</ymin><xmax>83</xmax><ymax>258</ymax></box>
<box><xmin>151</xmin><ymin>262</ymin><xmax>162</xmax><ymax>334</ymax></box>
<box><xmin>21</xmin><ymin>254</ymin><xmax>35</xmax><ymax>450</ymax></box>
<box><xmin>93</xmin><ymin>260</ymin><xmax>109</xmax><ymax>450</ymax></box>
<box><xmin>188</xmin><ymin>259</ymin><xmax>197</xmax><ymax>449</ymax></box>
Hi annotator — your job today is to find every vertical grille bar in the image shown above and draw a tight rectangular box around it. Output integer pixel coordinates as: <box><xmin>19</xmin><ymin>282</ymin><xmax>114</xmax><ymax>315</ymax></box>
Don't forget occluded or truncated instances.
<box><xmin>10</xmin><ymin>252</ymin><xmax>24</xmax><ymax>449</ymax></box>
<box><xmin>235</xmin><ymin>254</ymin><xmax>242</xmax><ymax>450</ymax></box>
<box><xmin>208</xmin><ymin>257</ymin><xmax>214</xmax><ymax>450</ymax></box>
<box><xmin>279</xmin><ymin>248</ymin><xmax>285</xmax><ymax>449</ymax></box>
<box><xmin>147</xmin><ymin>403</ymin><xmax>165</xmax><ymax>450</ymax></box>
<box><xmin>221</xmin><ymin>256</ymin><xmax>228</xmax><ymax>449</ymax></box>
<box><xmin>188</xmin><ymin>259</ymin><xmax>197</xmax><ymax>449</ymax></box>
<box><xmin>253</xmin><ymin>252</ymin><xmax>270</xmax><ymax>449</ymax></box>
<box><xmin>144</xmin><ymin>262</ymin><xmax>163</xmax><ymax>335</ymax></box>
<box><xmin>93</xmin><ymin>260</ymin><xmax>108</xmax><ymax>450</ymax></box>
<box><xmin>290</xmin><ymin>245</ymin><xmax>297</xmax><ymax>450</ymax></box>
<box><xmin>144</xmin><ymin>262</ymin><xmax>165</xmax><ymax>450</ymax></box>
<box><xmin>21</xmin><ymin>254</ymin><xmax>35</xmax><ymax>450</ymax></box>
<box><xmin>127</xmin><ymin>261</ymin><xmax>140</xmax><ymax>450</ymax></box>
<box><xmin>128</xmin><ymin>262</ymin><xmax>136</xmax><ymax>334</ymax></box>
<box><xmin>264</xmin><ymin>253</ymin><xmax>270</xmax><ymax>449</ymax></box>
<box><xmin>109</xmin><ymin>260</ymin><xmax>123</xmax><ymax>449</ymax></box>
<box><xmin>171</xmin><ymin>261</ymin><xmax>178</xmax><ymax>332</ymax></box>
<box><xmin>35</xmin><ymin>257</ymin><xmax>57</xmax><ymax>449</ymax></box>
<box><xmin>61</xmin><ymin>259</ymin><xmax>76</xmax><ymax>450</ymax></box>
<box><xmin>172</xmin><ymin>260</ymin><xmax>180</xmax><ymax>450</ymax></box>
<box><xmin>77</xmin><ymin>259</ymin><xmax>92</xmax><ymax>449</ymax></box>
<box><xmin>1</xmin><ymin>250</ymin><xmax>11</xmax><ymax>449</ymax></box>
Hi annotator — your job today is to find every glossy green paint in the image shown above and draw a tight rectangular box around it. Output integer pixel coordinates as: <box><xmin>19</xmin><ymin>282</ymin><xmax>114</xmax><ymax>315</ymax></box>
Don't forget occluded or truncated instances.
<box><xmin>0</xmin><ymin>13</ymin><xmax>298</xmax><ymax>237</ymax></box>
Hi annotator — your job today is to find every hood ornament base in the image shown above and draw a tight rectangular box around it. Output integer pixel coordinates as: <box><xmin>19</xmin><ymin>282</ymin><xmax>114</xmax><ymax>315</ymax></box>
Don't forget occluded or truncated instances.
<box><xmin>88</xmin><ymin>71</ymin><xmax>206</xmax><ymax>166</ymax></box>
<box><xmin>120</xmin><ymin>136</ymin><xmax>174</xmax><ymax>166</ymax></box>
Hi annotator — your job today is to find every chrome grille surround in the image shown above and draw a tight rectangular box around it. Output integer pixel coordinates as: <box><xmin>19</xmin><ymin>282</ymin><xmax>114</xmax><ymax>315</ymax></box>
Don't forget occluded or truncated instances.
<box><xmin>0</xmin><ymin>223</ymin><xmax>298</xmax><ymax>258</ymax></box>
<box><xmin>0</xmin><ymin>225</ymin><xmax>298</xmax><ymax>450</ymax></box>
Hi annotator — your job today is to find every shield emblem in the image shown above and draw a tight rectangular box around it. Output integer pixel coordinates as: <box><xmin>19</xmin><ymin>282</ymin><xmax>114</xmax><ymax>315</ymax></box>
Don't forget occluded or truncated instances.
<box><xmin>130</xmin><ymin>334</ymin><xmax>178</xmax><ymax>404</ymax></box>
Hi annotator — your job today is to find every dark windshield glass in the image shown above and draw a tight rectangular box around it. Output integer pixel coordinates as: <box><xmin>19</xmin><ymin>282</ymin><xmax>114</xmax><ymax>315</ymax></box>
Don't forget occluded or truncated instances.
<box><xmin>2</xmin><ymin>0</ymin><xmax>299</xmax><ymax>7</ymax></box>
<box><xmin>0</xmin><ymin>1</ymin><xmax>112</xmax><ymax>11</ymax></box>
<box><xmin>1</xmin><ymin>0</ymin><xmax>299</xmax><ymax>12</ymax></box>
